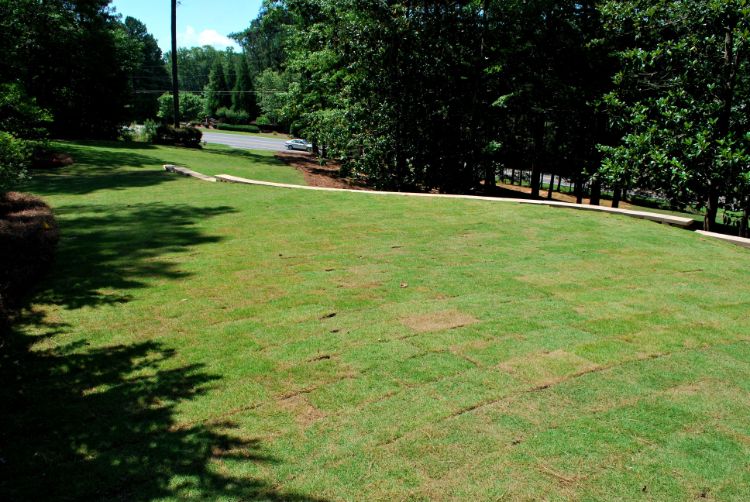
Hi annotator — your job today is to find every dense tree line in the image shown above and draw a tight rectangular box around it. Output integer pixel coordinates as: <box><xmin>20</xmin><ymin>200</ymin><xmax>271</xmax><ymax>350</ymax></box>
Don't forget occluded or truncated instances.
<box><xmin>234</xmin><ymin>0</ymin><xmax>749</xmax><ymax>233</ymax></box>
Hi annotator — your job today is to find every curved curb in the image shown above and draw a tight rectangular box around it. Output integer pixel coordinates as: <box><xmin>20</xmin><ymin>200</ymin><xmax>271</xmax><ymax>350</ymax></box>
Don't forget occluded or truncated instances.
<box><xmin>213</xmin><ymin>173</ymin><xmax>695</xmax><ymax>228</ymax></box>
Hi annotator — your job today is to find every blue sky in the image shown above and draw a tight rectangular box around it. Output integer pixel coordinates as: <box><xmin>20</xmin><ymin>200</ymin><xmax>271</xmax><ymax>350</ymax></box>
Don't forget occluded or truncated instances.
<box><xmin>110</xmin><ymin>0</ymin><xmax>264</xmax><ymax>52</ymax></box>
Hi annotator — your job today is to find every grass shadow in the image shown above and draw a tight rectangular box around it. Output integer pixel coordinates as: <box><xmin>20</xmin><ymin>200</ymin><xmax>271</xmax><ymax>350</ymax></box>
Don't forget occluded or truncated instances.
<box><xmin>0</xmin><ymin>315</ymin><xmax>327</xmax><ymax>501</ymax></box>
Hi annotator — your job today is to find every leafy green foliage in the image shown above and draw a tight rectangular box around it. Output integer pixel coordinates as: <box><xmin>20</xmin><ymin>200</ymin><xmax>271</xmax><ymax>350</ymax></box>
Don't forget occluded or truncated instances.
<box><xmin>232</xmin><ymin>57</ymin><xmax>258</xmax><ymax>118</ymax></box>
<box><xmin>215</xmin><ymin>123</ymin><xmax>260</xmax><ymax>133</ymax></box>
<box><xmin>0</xmin><ymin>83</ymin><xmax>52</xmax><ymax>189</ymax></box>
<box><xmin>157</xmin><ymin>93</ymin><xmax>206</xmax><ymax>123</ymax></box>
<box><xmin>153</xmin><ymin>125</ymin><xmax>203</xmax><ymax>148</ymax></box>
<box><xmin>203</xmin><ymin>59</ymin><xmax>231</xmax><ymax>117</ymax></box>
<box><xmin>123</xmin><ymin>17</ymin><xmax>171</xmax><ymax>122</ymax></box>
<box><xmin>598</xmin><ymin>0</ymin><xmax>750</xmax><ymax>230</ymax></box>
<box><xmin>215</xmin><ymin>107</ymin><xmax>250</xmax><ymax>125</ymax></box>
<box><xmin>0</xmin><ymin>132</ymin><xmax>30</xmax><ymax>190</ymax></box>
<box><xmin>254</xmin><ymin>69</ymin><xmax>292</xmax><ymax>126</ymax></box>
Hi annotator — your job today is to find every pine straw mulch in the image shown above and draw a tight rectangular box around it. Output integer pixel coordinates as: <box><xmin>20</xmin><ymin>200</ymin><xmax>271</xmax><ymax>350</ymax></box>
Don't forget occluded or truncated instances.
<box><xmin>0</xmin><ymin>192</ymin><xmax>59</xmax><ymax>324</ymax></box>
<box><xmin>274</xmin><ymin>151</ymin><xmax>367</xmax><ymax>190</ymax></box>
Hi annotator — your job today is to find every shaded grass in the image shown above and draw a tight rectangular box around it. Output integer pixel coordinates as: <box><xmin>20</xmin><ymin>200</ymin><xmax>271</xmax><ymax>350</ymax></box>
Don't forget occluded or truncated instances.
<box><xmin>3</xmin><ymin>140</ymin><xmax>750</xmax><ymax>500</ymax></box>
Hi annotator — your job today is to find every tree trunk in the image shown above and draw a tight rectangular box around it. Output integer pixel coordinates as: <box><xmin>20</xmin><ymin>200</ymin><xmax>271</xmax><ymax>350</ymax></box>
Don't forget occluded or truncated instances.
<box><xmin>485</xmin><ymin>163</ymin><xmax>495</xmax><ymax>191</ymax></box>
<box><xmin>704</xmin><ymin>182</ymin><xmax>719</xmax><ymax>231</ymax></box>
<box><xmin>530</xmin><ymin>114</ymin><xmax>545</xmax><ymax>198</ymax></box>
<box><xmin>530</xmin><ymin>164</ymin><xmax>541</xmax><ymax>198</ymax></box>
<box><xmin>589</xmin><ymin>178</ymin><xmax>601</xmax><ymax>206</ymax></box>
<box><xmin>170</xmin><ymin>0</ymin><xmax>179</xmax><ymax>128</ymax></box>
<box><xmin>510</xmin><ymin>168</ymin><xmax>515</xmax><ymax>185</ymax></box>
<box><xmin>575</xmin><ymin>178</ymin><xmax>584</xmax><ymax>204</ymax></box>
<box><xmin>556</xmin><ymin>175</ymin><xmax>561</xmax><ymax>192</ymax></box>
<box><xmin>546</xmin><ymin>173</ymin><xmax>554</xmax><ymax>199</ymax></box>
<box><xmin>740</xmin><ymin>203</ymin><xmax>749</xmax><ymax>238</ymax></box>
<box><xmin>611</xmin><ymin>185</ymin><xmax>621</xmax><ymax>209</ymax></box>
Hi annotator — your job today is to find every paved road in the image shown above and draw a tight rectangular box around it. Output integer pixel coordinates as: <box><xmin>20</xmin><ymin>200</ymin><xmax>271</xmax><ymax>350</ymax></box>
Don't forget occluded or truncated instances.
<box><xmin>202</xmin><ymin>131</ymin><xmax>288</xmax><ymax>151</ymax></box>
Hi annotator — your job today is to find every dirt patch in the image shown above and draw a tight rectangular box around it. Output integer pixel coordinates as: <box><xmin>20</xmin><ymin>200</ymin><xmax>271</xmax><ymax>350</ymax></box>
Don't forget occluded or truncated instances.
<box><xmin>401</xmin><ymin>310</ymin><xmax>478</xmax><ymax>333</ymax></box>
<box><xmin>277</xmin><ymin>394</ymin><xmax>326</xmax><ymax>428</ymax></box>
<box><xmin>274</xmin><ymin>151</ymin><xmax>367</xmax><ymax>190</ymax></box>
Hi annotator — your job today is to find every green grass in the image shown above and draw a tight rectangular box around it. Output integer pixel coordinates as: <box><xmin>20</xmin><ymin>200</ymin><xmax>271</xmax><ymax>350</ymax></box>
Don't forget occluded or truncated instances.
<box><xmin>3</xmin><ymin>140</ymin><xmax>750</xmax><ymax>501</ymax></box>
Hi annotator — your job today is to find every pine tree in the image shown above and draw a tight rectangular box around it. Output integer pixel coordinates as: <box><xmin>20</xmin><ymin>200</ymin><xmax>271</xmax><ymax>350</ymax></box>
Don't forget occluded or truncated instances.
<box><xmin>232</xmin><ymin>57</ymin><xmax>258</xmax><ymax>119</ymax></box>
<box><xmin>204</xmin><ymin>59</ymin><xmax>229</xmax><ymax>117</ymax></box>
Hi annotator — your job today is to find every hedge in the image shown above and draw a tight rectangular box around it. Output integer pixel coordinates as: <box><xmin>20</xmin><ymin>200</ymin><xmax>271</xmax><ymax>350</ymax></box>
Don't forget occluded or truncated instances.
<box><xmin>153</xmin><ymin>125</ymin><xmax>203</xmax><ymax>148</ymax></box>
<box><xmin>215</xmin><ymin>123</ymin><xmax>260</xmax><ymax>133</ymax></box>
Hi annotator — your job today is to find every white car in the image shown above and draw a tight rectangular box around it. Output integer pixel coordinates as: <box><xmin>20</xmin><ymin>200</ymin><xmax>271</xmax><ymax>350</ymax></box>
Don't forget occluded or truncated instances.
<box><xmin>285</xmin><ymin>139</ymin><xmax>312</xmax><ymax>151</ymax></box>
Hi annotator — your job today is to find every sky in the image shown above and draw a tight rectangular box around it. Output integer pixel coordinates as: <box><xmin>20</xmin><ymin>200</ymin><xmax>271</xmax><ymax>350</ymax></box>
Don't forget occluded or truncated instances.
<box><xmin>110</xmin><ymin>0</ymin><xmax>264</xmax><ymax>53</ymax></box>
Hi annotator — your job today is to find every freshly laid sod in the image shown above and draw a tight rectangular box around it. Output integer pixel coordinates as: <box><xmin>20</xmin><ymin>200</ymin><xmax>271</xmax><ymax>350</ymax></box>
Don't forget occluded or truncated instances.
<box><xmin>3</xmin><ymin>140</ymin><xmax>750</xmax><ymax>501</ymax></box>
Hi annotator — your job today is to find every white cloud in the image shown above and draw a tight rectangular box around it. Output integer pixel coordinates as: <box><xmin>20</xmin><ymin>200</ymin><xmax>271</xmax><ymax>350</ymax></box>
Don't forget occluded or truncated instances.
<box><xmin>179</xmin><ymin>25</ymin><xmax>237</xmax><ymax>49</ymax></box>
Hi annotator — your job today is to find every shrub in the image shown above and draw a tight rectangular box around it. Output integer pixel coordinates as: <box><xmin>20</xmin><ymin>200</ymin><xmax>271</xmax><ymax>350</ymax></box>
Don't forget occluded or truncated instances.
<box><xmin>140</xmin><ymin>119</ymin><xmax>159</xmax><ymax>143</ymax></box>
<box><xmin>215</xmin><ymin>107</ymin><xmax>250</xmax><ymax>125</ymax></box>
<box><xmin>255</xmin><ymin>115</ymin><xmax>272</xmax><ymax>127</ymax></box>
<box><xmin>215</xmin><ymin>123</ymin><xmax>260</xmax><ymax>133</ymax></box>
<box><xmin>153</xmin><ymin>125</ymin><xmax>203</xmax><ymax>148</ymax></box>
<box><xmin>0</xmin><ymin>192</ymin><xmax>59</xmax><ymax>324</ymax></box>
<box><xmin>0</xmin><ymin>132</ymin><xmax>31</xmax><ymax>191</ymax></box>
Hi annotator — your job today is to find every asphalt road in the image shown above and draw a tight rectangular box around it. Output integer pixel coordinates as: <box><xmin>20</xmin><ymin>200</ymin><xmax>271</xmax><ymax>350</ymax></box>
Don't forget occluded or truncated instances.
<box><xmin>202</xmin><ymin>131</ymin><xmax>288</xmax><ymax>151</ymax></box>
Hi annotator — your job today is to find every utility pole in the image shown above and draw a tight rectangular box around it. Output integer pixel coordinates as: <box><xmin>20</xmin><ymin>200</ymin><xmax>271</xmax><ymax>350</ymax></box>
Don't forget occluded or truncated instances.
<box><xmin>171</xmin><ymin>0</ymin><xmax>180</xmax><ymax>127</ymax></box>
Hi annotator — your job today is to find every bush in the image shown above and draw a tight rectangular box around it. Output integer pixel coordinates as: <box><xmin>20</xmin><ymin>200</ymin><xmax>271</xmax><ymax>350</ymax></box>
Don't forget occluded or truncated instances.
<box><xmin>140</xmin><ymin>119</ymin><xmax>159</xmax><ymax>143</ymax></box>
<box><xmin>215</xmin><ymin>123</ymin><xmax>260</xmax><ymax>133</ymax></box>
<box><xmin>0</xmin><ymin>132</ymin><xmax>31</xmax><ymax>191</ymax></box>
<box><xmin>215</xmin><ymin>107</ymin><xmax>250</xmax><ymax>125</ymax></box>
<box><xmin>156</xmin><ymin>93</ymin><xmax>206</xmax><ymax>123</ymax></box>
<box><xmin>153</xmin><ymin>125</ymin><xmax>203</xmax><ymax>148</ymax></box>
<box><xmin>0</xmin><ymin>192</ymin><xmax>59</xmax><ymax>323</ymax></box>
<box><xmin>255</xmin><ymin>115</ymin><xmax>272</xmax><ymax>127</ymax></box>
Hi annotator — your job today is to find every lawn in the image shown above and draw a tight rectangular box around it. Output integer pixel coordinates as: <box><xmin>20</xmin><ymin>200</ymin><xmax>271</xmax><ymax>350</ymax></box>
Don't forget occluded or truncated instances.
<box><xmin>3</xmin><ymin>140</ymin><xmax>750</xmax><ymax>501</ymax></box>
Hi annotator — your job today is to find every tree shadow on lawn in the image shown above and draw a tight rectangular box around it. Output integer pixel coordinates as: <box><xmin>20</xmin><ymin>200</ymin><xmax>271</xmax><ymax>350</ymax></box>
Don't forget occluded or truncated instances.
<box><xmin>24</xmin><ymin>143</ymin><xmax>173</xmax><ymax>197</ymax></box>
<box><xmin>0</xmin><ymin>185</ymin><xmax>327</xmax><ymax>499</ymax></box>
<box><xmin>0</xmin><ymin>317</ymin><xmax>327</xmax><ymax>501</ymax></box>
<box><xmin>32</xmin><ymin>202</ymin><xmax>236</xmax><ymax>310</ymax></box>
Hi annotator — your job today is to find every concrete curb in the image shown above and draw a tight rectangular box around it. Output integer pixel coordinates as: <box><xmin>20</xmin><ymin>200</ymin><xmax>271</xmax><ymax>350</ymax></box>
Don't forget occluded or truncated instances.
<box><xmin>164</xmin><ymin>164</ymin><xmax>216</xmax><ymax>182</ymax></box>
<box><xmin>213</xmin><ymin>174</ymin><xmax>695</xmax><ymax>228</ymax></box>
<box><xmin>695</xmin><ymin>230</ymin><xmax>750</xmax><ymax>249</ymax></box>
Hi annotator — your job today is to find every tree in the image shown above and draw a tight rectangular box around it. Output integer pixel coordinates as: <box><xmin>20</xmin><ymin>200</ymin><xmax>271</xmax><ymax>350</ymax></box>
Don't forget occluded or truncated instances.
<box><xmin>255</xmin><ymin>69</ymin><xmax>292</xmax><ymax>126</ymax></box>
<box><xmin>171</xmin><ymin>0</ymin><xmax>180</xmax><ymax>127</ymax></box>
<box><xmin>123</xmin><ymin>17</ymin><xmax>171</xmax><ymax>121</ymax></box>
<box><xmin>232</xmin><ymin>57</ymin><xmax>258</xmax><ymax>118</ymax></box>
<box><xmin>232</xmin><ymin>0</ymin><xmax>292</xmax><ymax>75</ymax></box>
<box><xmin>0</xmin><ymin>0</ymin><xmax>137</xmax><ymax>137</ymax></box>
<box><xmin>158</xmin><ymin>93</ymin><xmax>206</xmax><ymax>123</ymax></box>
<box><xmin>204</xmin><ymin>60</ymin><xmax>231</xmax><ymax>117</ymax></box>
<box><xmin>598</xmin><ymin>0</ymin><xmax>750</xmax><ymax>231</ymax></box>
<box><xmin>0</xmin><ymin>83</ymin><xmax>51</xmax><ymax>189</ymax></box>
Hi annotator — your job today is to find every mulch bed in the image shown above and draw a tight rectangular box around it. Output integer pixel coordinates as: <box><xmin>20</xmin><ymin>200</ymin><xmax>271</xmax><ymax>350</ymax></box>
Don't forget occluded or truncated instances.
<box><xmin>274</xmin><ymin>151</ymin><xmax>367</xmax><ymax>190</ymax></box>
<box><xmin>0</xmin><ymin>192</ymin><xmax>59</xmax><ymax>324</ymax></box>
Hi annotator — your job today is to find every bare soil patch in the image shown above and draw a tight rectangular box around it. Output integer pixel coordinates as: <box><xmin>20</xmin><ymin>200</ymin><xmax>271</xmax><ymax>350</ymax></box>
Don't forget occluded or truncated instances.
<box><xmin>402</xmin><ymin>310</ymin><xmax>478</xmax><ymax>333</ymax></box>
<box><xmin>277</xmin><ymin>394</ymin><xmax>326</xmax><ymax>428</ymax></box>
<box><xmin>274</xmin><ymin>151</ymin><xmax>367</xmax><ymax>190</ymax></box>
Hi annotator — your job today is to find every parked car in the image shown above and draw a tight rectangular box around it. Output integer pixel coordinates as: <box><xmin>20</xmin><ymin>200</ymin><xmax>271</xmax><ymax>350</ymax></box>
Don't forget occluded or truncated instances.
<box><xmin>285</xmin><ymin>139</ymin><xmax>312</xmax><ymax>152</ymax></box>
